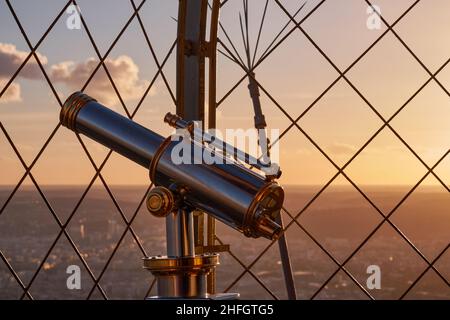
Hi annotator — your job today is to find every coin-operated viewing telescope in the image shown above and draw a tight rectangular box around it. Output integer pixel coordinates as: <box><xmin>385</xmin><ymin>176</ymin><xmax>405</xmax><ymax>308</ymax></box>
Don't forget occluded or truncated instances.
<box><xmin>60</xmin><ymin>92</ymin><xmax>285</xmax><ymax>299</ymax></box>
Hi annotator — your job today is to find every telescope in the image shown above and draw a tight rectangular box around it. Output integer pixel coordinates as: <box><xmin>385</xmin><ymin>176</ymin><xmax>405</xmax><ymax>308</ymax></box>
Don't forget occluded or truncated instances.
<box><xmin>60</xmin><ymin>92</ymin><xmax>285</xmax><ymax>298</ymax></box>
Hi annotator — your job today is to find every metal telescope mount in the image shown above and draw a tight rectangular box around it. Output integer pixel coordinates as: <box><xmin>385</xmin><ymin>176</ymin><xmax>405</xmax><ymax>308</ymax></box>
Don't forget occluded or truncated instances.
<box><xmin>146</xmin><ymin>0</ymin><xmax>256</xmax><ymax>299</ymax></box>
<box><xmin>59</xmin><ymin>0</ymin><xmax>295</xmax><ymax>300</ymax></box>
<box><xmin>143</xmin><ymin>0</ymin><xmax>290</xmax><ymax>300</ymax></box>
<box><xmin>142</xmin><ymin>0</ymin><xmax>234</xmax><ymax>299</ymax></box>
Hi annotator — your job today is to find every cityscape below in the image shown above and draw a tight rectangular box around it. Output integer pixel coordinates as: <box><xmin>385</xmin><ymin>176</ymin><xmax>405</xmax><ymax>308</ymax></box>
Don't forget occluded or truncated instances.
<box><xmin>0</xmin><ymin>185</ymin><xmax>449</xmax><ymax>300</ymax></box>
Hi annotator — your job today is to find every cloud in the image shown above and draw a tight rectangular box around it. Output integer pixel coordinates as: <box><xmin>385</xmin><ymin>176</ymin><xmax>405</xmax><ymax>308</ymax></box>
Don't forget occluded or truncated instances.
<box><xmin>0</xmin><ymin>42</ymin><xmax>151</xmax><ymax>106</ymax></box>
<box><xmin>51</xmin><ymin>55</ymin><xmax>152</xmax><ymax>105</ymax></box>
<box><xmin>328</xmin><ymin>142</ymin><xmax>357</xmax><ymax>155</ymax></box>
<box><xmin>0</xmin><ymin>80</ymin><xmax>22</xmax><ymax>103</ymax></box>
<box><xmin>0</xmin><ymin>43</ymin><xmax>47</xmax><ymax>80</ymax></box>
<box><xmin>0</xmin><ymin>43</ymin><xmax>48</xmax><ymax>104</ymax></box>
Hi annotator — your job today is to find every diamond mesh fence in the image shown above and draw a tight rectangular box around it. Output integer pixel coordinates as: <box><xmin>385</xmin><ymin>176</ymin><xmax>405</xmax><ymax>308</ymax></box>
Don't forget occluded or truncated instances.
<box><xmin>0</xmin><ymin>0</ymin><xmax>448</xmax><ymax>300</ymax></box>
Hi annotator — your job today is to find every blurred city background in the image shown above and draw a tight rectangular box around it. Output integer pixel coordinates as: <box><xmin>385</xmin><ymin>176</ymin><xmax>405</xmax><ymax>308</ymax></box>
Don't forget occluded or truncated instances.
<box><xmin>0</xmin><ymin>0</ymin><xmax>449</xmax><ymax>299</ymax></box>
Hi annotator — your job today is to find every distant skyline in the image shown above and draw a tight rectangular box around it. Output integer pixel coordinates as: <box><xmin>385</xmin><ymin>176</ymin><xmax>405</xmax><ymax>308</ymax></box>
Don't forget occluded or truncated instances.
<box><xmin>0</xmin><ymin>0</ymin><xmax>449</xmax><ymax>187</ymax></box>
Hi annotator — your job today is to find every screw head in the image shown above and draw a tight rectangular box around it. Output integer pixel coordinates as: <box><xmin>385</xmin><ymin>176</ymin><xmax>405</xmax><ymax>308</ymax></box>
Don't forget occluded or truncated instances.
<box><xmin>146</xmin><ymin>187</ymin><xmax>174</xmax><ymax>218</ymax></box>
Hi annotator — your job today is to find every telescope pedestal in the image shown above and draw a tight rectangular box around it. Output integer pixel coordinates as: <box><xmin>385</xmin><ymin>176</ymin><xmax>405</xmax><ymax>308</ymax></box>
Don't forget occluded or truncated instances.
<box><xmin>143</xmin><ymin>254</ymin><xmax>218</xmax><ymax>299</ymax></box>
<box><xmin>143</xmin><ymin>254</ymin><xmax>239</xmax><ymax>300</ymax></box>
<box><xmin>144</xmin><ymin>192</ymin><xmax>239</xmax><ymax>300</ymax></box>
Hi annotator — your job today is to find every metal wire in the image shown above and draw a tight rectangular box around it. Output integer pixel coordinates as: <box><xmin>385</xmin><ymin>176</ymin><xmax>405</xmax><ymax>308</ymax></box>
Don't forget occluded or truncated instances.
<box><xmin>216</xmin><ymin>0</ymin><xmax>449</xmax><ymax>299</ymax></box>
<box><xmin>0</xmin><ymin>0</ymin><xmax>448</xmax><ymax>300</ymax></box>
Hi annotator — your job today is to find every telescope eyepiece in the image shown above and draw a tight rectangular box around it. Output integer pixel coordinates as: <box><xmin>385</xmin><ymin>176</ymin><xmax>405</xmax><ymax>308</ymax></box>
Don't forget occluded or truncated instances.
<box><xmin>60</xmin><ymin>91</ymin><xmax>96</xmax><ymax>131</ymax></box>
<box><xmin>255</xmin><ymin>214</ymin><xmax>282</xmax><ymax>240</ymax></box>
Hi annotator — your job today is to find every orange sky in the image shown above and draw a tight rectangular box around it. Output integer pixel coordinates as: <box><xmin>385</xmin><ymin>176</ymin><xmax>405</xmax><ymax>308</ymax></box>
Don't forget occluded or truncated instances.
<box><xmin>0</xmin><ymin>0</ymin><xmax>449</xmax><ymax>187</ymax></box>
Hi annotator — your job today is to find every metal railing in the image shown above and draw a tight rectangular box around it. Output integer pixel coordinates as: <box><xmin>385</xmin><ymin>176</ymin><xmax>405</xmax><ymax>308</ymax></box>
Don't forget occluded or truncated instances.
<box><xmin>0</xmin><ymin>0</ymin><xmax>448</xmax><ymax>300</ymax></box>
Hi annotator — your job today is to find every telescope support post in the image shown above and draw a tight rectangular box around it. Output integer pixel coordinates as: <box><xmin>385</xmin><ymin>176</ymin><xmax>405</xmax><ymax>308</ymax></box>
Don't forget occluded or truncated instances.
<box><xmin>144</xmin><ymin>193</ymin><xmax>234</xmax><ymax>299</ymax></box>
<box><xmin>144</xmin><ymin>0</ymin><xmax>238</xmax><ymax>299</ymax></box>
<box><xmin>166</xmin><ymin>208</ymin><xmax>195</xmax><ymax>258</ymax></box>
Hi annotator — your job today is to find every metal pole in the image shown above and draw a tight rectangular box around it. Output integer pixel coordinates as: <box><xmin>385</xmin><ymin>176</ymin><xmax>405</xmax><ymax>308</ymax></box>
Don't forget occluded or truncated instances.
<box><xmin>276</xmin><ymin>215</ymin><xmax>297</xmax><ymax>300</ymax></box>
<box><xmin>166</xmin><ymin>208</ymin><xmax>195</xmax><ymax>257</ymax></box>
<box><xmin>160</xmin><ymin>0</ymin><xmax>208</xmax><ymax>298</ymax></box>
<box><xmin>207</xmin><ymin>0</ymin><xmax>221</xmax><ymax>295</ymax></box>
<box><xmin>176</xmin><ymin>0</ymin><xmax>207</xmax><ymax>120</ymax></box>
<box><xmin>173</xmin><ymin>0</ymin><xmax>208</xmax><ymax>256</ymax></box>
<box><xmin>171</xmin><ymin>0</ymin><xmax>293</xmax><ymax>300</ymax></box>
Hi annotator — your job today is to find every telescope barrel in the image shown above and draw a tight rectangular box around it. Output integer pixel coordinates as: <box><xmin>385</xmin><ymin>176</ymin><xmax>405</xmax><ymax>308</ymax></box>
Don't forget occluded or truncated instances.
<box><xmin>60</xmin><ymin>92</ymin><xmax>283</xmax><ymax>240</ymax></box>
<box><xmin>60</xmin><ymin>92</ymin><xmax>164</xmax><ymax>168</ymax></box>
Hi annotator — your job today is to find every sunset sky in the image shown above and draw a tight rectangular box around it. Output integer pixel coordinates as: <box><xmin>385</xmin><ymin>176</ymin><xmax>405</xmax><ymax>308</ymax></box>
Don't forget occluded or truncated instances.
<box><xmin>0</xmin><ymin>0</ymin><xmax>449</xmax><ymax>188</ymax></box>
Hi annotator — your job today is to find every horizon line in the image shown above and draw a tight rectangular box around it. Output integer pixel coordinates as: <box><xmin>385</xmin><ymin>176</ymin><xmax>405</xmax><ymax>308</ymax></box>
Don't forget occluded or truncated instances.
<box><xmin>0</xmin><ymin>184</ymin><xmax>445</xmax><ymax>188</ymax></box>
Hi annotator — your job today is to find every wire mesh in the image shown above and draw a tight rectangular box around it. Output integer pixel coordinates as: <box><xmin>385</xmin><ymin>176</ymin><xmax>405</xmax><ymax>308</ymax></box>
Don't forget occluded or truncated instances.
<box><xmin>0</xmin><ymin>0</ymin><xmax>448</xmax><ymax>300</ymax></box>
